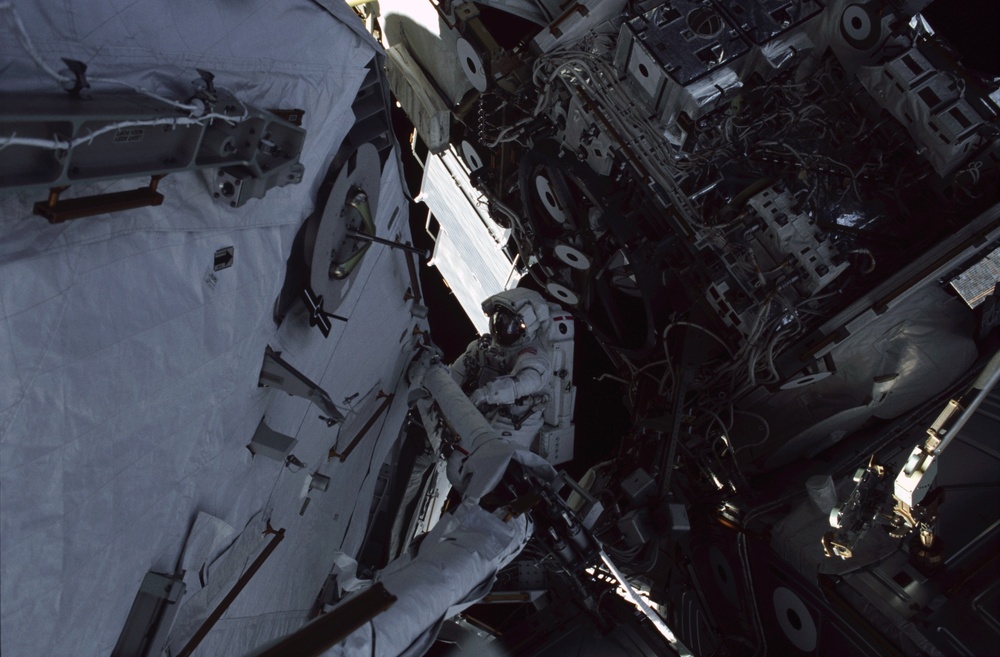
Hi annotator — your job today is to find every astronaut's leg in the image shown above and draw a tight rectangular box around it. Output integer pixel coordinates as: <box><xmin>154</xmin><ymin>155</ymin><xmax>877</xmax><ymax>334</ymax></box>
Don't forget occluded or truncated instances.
<box><xmin>491</xmin><ymin>412</ymin><xmax>544</xmax><ymax>451</ymax></box>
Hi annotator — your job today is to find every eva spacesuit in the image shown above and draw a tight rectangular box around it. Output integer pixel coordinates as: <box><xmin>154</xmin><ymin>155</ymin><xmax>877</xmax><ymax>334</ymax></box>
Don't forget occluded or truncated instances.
<box><xmin>451</xmin><ymin>288</ymin><xmax>555</xmax><ymax>451</ymax></box>
<box><xmin>325</xmin><ymin>291</ymin><xmax>573</xmax><ymax>657</ymax></box>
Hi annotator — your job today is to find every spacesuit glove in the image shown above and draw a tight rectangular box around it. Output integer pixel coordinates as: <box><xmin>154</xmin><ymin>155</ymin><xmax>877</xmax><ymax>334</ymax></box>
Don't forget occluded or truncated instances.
<box><xmin>469</xmin><ymin>388</ymin><xmax>487</xmax><ymax>408</ymax></box>
<box><xmin>407</xmin><ymin>345</ymin><xmax>439</xmax><ymax>388</ymax></box>
<box><xmin>423</xmin><ymin>342</ymin><xmax>444</xmax><ymax>361</ymax></box>
<box><xmin>481</xmin><ymin>377</ymin><xmax>517</xmax><ymax>405</ymax></box>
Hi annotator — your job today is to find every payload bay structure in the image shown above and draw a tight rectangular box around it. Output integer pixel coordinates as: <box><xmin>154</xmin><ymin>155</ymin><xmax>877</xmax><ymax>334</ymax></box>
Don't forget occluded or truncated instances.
<box><xmin>0</xmin><ymin>2</ymin><xmax>425</xmax><ymax>655</ymax></box>
<box><xmin>373</xmin><ymin>1</ymin><xmax>1000</xmax><ymax>656</ymax></box>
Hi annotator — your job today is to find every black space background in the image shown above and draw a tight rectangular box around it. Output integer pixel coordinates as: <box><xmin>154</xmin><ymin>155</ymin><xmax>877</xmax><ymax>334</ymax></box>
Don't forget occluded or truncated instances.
<box><xmin>390</xmin><ymin>2</ymin><xmax>998</xmax><ymax>479</ymax></box>
<box><xmin>922</xmin><ymin>2</ymin><xmax>1000</xmax><ymax>78</ymax></box>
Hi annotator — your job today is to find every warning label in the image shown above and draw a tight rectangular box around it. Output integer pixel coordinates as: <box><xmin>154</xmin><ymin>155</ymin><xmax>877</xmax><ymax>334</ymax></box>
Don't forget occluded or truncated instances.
<box><xmin>113</xmin><ymin>128</ymin><xmax>145</xmax><ymax>143</ymax></box>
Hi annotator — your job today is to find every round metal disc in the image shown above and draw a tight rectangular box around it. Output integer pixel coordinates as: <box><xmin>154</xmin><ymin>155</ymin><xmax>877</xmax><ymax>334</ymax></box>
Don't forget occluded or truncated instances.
<box><xmin>554</xmin><ymin>243</ymin><xmax>591</xmax><ymax>270</ymax></box>
<box><xmin>534</xmin><ymin>175</ymin><xmax>565</xmax><ymax>222</ymax></box>
<box><xmin>841</xmin><ymin>4</ymin><xmax>879</xmax><ymax>50</ymax></box>
<box><xmin>460</xmin><ymin>140</ymin><xmax>484</xmax><ymax>171</ymax></box>
<box><xmin>708</xmin><ymin>547</ymin><xmax>739</xmax><ymax>605</ymax></box>
<box><xmin>457</xmin><ymin>38</ymin><xmax>487</xmax><ymax>92</ymax></box>
<box><xmin>546</xmin><ymin>281</ymin><xmax>579</xmax><ymax>306</ymax></box>
<box><xmin>779</xmin><ymin>370</ymin><xmax>833</xmax><ymax>390</ymax></box>
<box><xmin>772</xmin><ymin>587</ymin><xmax>817</xmax><ymax>652</ymax></box>
<box><xmin>308</xmin><ymin>143</ymin><xmax>382</xmax><ymax>296</ymax></box>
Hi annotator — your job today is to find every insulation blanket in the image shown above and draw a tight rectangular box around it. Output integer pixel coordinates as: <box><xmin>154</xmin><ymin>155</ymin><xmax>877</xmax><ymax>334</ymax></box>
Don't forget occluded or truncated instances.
<box><xmin>748</xmin><ymin>286</ymin><xmax>977</xmax><ymax>470</ymax></box>
<box><xmin>0</xmin><ymin>2</ymin><xmax>418</xmax><ymax>656</ymax></box>
<box><xmin>324</xmin><ymin>499</ymin><xmax>532</xmax><ymax>657</ymax></box>
<box><xmin>167</xmin><ymin>512</ymin><xmax>269</xmax><ymax>657</ymax></box>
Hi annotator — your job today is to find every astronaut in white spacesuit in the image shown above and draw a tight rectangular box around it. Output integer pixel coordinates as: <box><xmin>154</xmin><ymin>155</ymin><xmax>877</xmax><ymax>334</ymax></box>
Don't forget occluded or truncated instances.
<box><xmin>406</xmin><ymin>286</ymin><xmax>575</xmax><ymax>496</ymax></box>
<box><xmin>451</xmin><ymin>288</ymin><xmax>555</xmax><ymax>452</ymax></box>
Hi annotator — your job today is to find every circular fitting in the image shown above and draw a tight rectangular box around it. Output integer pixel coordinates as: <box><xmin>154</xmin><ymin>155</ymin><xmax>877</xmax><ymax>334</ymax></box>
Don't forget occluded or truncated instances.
<box><xmin>841</xmin><ymin>4</ymin><xmax>880</xmax><ymax>50</ymax></box>
<box><xmin>554</xmin><ymin>243</ymin><xmax>591</xmax><ymax>270</ymax></box>
<box><xmin>773</xmin><ymin>587</ymin><xmax>817</xmax><ymax>652</ymax></box>
<box><xmin>546</xmin><ymin>281</ymin><xmax>579</xmax><ymax>306</ymax></box>
<box><xmin>457</xmin><ymin>38</ymin><xmax>487</xmax><ymax>92</ymax></box>
<box><xmin>461</xmin><ymin>140</ymin><xmax>484</xmax><ymax>171</ymax></box>
<box><xmin>687</xmin><ymin>6</ymin><xmax>723</xmax><ymax>38</ymax></box>
<box><xmin>534</xmin><ymin>175</ymin><xmax>566</xmax><ymax>222</ymax></box>
<box><xmin>779</xmin><ymin>370</ymin><xmax>833</xmax><ymax>390</ymax></box>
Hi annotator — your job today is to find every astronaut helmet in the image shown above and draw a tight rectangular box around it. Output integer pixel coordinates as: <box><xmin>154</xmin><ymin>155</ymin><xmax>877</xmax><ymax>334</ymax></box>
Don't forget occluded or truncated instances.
<box><xmin>482</xmin><ymin>288</ymin><xmax>551</xmax><ymax>347</ymax></box>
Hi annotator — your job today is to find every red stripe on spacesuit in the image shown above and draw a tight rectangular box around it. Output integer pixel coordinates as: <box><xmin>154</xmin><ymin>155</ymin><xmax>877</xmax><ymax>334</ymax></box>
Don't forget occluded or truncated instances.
<box><xmin>518</xmin><ymin>347</ymin><xmax>538</xmax><ymax>356</ymax></box>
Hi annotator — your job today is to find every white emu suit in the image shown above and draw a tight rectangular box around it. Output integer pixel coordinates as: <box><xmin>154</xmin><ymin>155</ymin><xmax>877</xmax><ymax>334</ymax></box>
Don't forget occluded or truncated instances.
<box><xmin>450</xmin><ymin>288</ymin><xmax>556</xmax><ymax>452</ymax></box>
<box><xmin>314</xmin><ymin>290</ymin><xmax>575</xmax><ymax>657</ymax></box>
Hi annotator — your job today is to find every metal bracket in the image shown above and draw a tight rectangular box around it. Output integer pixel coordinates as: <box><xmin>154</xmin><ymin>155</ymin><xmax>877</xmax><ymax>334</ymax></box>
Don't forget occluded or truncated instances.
<box><xmin>247</xmin><ymin>418</ymin><xmax>297</xmax><ymax>462</ymax></box>
<box><xmin>258</xmin><ymin>346</ymin><xmax>344</xmax><ymax>423</ymax></box>
<box><xmin>249</xmin><ymin>582</ymin><xmax>396</xmax><ymax>657</ymax></box>
<box><xmin>60</xmin><ymin>58</ymin><xmax>90</xmax><ymax>98</ymax></box>
<box><xmin>301</xmin><ymin>286</ymin><xmax>348</xmax><ymax>338</ymax></box>
<box><xmin>34</xmin><ymin>175</ymin><xmax>166</xmax><ymax>223</ymax></box>
<box><xmin>3</xmin><ymin>78</ymin><xmax>306</xmax><ymax>211</ymax></box>
<box><xmin>175</xmin><ymin>525</ymin><xmax>285</xmax><ymax>657</ymax></box>
<box><xmin>328</xmin><ymin>390</ymin><xmax>394</xmax><ymax>462</ymax></box>
<box><xmin>193</xmin><ymin>68</ymin><xmax>218</xmax><ymax>103</ymax></box>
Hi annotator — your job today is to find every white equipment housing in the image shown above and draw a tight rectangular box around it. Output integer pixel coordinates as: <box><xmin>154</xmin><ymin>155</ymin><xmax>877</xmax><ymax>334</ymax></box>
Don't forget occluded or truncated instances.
<box><xmin>536</xmin><ymin>305</ymin><xmax>577</xmax><ymax>465</ymax></box>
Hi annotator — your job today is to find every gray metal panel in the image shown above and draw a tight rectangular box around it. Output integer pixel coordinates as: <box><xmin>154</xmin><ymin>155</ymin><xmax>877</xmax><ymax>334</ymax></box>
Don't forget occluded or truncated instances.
<box><xmin>0</xmin><ymin>91</ymin><xmax>306</xmax><ymax>204</ymax></box>
<box><xmin>713</xmin><ymin>0</ymin><xmax>825</xmax><ymax>45</ymax></box>
<box><xmin>627</xmin><ymin>1</ymin><xmax>750</xmax><ymax>86</ymax></box>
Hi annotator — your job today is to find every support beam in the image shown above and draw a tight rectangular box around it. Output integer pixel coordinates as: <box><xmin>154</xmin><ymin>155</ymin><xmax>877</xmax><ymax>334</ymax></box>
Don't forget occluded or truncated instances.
<box><xmin>245</xmin><ymin>583</ymin><xmax>396</xmax><ymax>657</ymax></box>
<box><xmin>329</xmin><ymin>391</ymin><xmax>393</xmax><ymax>461</ymax></box>
<box><xmin>176</xmin><ymin>524</ymin><xmax>285</xmax><ymax>657</ymax></box>
<box><xmin>259</xmin><ymin>346</ymin><xmax>344</xmax><ymax>423</ymax></box>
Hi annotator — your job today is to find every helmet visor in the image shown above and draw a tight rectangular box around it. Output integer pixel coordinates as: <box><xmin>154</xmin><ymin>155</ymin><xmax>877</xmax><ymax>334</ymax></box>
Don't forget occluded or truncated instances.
<box><xmin>490</xmin><ymin>307</ymin><xmax>525</xmax><ymax>346</ymax></box>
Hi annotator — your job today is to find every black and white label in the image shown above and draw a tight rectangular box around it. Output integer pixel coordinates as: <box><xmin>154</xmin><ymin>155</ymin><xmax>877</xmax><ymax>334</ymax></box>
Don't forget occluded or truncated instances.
<box><xmin>113</xmin><ymin>127</ymin><xmax>145</xmax><ymax>144</ymax></box>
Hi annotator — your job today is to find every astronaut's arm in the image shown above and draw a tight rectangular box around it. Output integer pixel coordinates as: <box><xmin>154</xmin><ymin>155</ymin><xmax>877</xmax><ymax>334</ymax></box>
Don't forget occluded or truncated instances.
<box><xmin>472</xmin><ymin>348</ymin><xmax>550</xmax><ymax>406</ymax></box>
<box><xmin>450</xmin><ymin>339</ymin><xmax>481</xmax><ymax>385</ymax></box>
